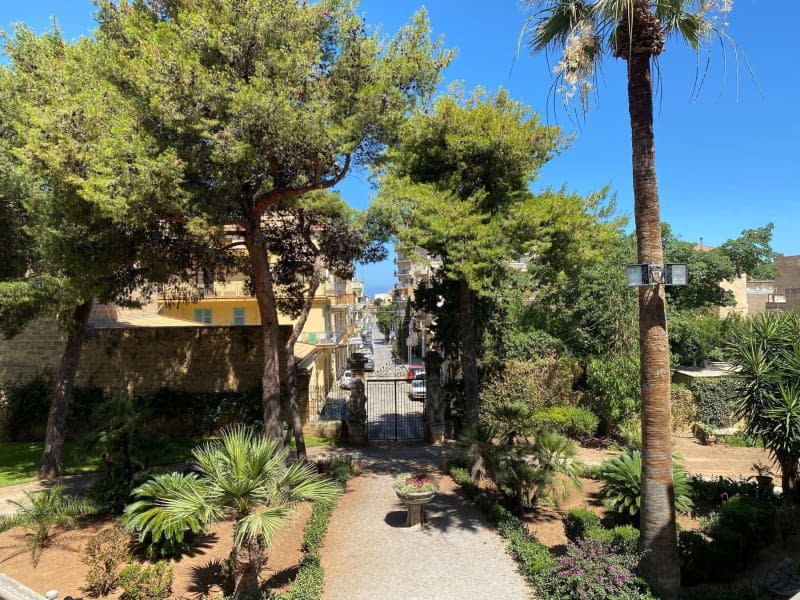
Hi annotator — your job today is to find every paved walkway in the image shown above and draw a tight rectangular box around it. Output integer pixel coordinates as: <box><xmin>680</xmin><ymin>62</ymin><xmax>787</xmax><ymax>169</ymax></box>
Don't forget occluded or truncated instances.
<box><xmin>318</xmin><ymin>444</ymin><xmax>531</xmax><ymax>600</ymax></box>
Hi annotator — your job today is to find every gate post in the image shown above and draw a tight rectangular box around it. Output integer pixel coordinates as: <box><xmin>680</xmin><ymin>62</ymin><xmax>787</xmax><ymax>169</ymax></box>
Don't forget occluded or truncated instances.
<box><xmin>346</xmin><ymin>354</ymin><xmax>368</xmax><ymax>444</ymax></box>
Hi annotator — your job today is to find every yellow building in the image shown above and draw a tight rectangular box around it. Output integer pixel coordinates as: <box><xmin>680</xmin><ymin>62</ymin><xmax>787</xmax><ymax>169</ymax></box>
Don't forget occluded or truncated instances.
<box><xmin>158</xmin><ymin>269</ymin><xmax>365</xmax><ymax>405</ymax></box>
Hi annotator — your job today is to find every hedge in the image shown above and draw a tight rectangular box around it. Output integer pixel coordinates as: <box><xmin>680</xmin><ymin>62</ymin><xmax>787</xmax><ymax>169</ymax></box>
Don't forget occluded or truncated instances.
<box><xmin>689</xmin><ymin>377</ymin><xmax>741</xmax><ymax>428</ymax></box>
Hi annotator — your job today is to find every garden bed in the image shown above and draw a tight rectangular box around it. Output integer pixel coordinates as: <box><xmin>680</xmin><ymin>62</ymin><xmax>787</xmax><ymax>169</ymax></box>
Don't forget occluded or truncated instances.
<box><xmin>0</xmin><ymin>505</ymin><xmax>312</xmax><ymax>598</ymax></box>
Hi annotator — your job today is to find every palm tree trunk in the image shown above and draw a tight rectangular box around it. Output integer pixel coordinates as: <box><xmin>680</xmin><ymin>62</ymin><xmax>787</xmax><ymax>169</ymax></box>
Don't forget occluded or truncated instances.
<box><xmin>39</xmin><ymin>299</ymin><xmax>93</xmax><ymax>480</ymax></box>
<box><xmin>459</xmin><ymin>278</ymin><xmax>479</xmax><ymax>429</ymax></box>
<box><xmin>229</xmin><ymin>535</ymin><xmax>262</xmax><ymax>596</ymax></box>
<box><xmin>244</xmin><ymin>222</ymin><xmax>285</xmax><ymax>445</ymax></box>
<box><xmin>627</xmin><ymin>48</ymin><xmax>680</xmax><ymax>598</ymax></box>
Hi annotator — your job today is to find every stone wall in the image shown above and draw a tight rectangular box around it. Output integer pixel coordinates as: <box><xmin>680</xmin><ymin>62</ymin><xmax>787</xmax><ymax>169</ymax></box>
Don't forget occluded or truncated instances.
<box><xmin>0</xmin><ymin>320</ymin><xmax>264</xmax><ymax>394</ymax></box>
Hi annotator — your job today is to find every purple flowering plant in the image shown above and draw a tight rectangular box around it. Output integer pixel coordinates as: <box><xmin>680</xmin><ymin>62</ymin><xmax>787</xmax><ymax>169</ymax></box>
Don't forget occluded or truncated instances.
<box><xmin>542</xmin><ymin>538</ymin><xmax>654</xmax><ymax>600</ymax></box>
<box><xmin>393</xmin><ymin>472</ymin><xmax>439</xmax><ymax>495</ymax></box>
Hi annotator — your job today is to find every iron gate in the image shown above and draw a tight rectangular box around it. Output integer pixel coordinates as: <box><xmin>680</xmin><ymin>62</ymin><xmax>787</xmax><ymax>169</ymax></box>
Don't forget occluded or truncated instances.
<box><xmin>366</xmin><ymin>377</ymin><xmax>424</xmax><ymax>441</ymax></box>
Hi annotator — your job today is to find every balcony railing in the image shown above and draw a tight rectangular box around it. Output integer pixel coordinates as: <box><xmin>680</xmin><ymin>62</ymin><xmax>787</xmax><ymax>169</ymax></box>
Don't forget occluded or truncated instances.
<box><xmin>160</xmin><ymin>280</ymin><xmax>252</xmax><ymax>301</ymax></box>
<box><xmin>299</xmin><ymin>330</ymin><xmax>345</xmax><ymax>346</ymax></box>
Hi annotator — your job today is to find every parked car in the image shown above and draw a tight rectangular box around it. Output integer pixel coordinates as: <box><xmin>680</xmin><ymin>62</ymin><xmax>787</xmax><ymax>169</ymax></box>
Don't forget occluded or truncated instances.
<box><xmin>410</xmin><ymin>371</ymin><xmax>426</xmax><ymax>401</ymax></box>
<box><xmin>341</xmin><ymin>370</ymin><xmax>354</xmax><ymax>390</ymax></box>
<box><xmin>364</xmin><ymin>359</ymin><xmax>375</xmax><ymax>372</ymax></box>
<box><xmin>406</xmin><ymin>364</ymin><xmax>425</xmax><ymax>381</ymax></box>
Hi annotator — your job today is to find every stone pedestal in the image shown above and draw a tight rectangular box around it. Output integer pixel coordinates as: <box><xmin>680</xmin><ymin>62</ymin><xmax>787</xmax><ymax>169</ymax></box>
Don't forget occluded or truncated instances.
<box><xmin>396</xmin><ymin>490</ymin><xmax>435</xmax><ymax>528</ymax></box>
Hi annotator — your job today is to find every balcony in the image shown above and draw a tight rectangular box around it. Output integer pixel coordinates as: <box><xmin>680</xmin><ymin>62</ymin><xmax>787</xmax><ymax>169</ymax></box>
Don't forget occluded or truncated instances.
<box><xmin>299</xmin><ymin>330</ymin><xmax>345</xmax><ymax>346</ymax></box>
<box><xmin>160</xmin><ymin>280</ymin><xmax>252</xmax><ymax>302</ymax></box>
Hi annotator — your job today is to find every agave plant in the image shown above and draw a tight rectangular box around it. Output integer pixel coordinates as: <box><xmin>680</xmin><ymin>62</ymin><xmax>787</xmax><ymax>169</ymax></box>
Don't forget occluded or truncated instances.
<box><xmin>600</xmin><ymin>450</ymin><xmax>693</xmax><ymax>522</ymax></box>
<box><xmin>0</xmin><ymin>484</ymin><xmax>95</xmax><ymax>563</ymax></box>
<box><xmin>122</xmin><ymin>426</ymin><xmax>340</xmax><ymax>595</ymax></box>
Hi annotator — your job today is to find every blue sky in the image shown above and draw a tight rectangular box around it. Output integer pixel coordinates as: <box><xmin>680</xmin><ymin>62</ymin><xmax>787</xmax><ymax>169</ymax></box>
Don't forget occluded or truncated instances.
<box><xmin>3</xmin><ymin>0</ymin><xmax>796</xmax><ymax>298</ymax></box>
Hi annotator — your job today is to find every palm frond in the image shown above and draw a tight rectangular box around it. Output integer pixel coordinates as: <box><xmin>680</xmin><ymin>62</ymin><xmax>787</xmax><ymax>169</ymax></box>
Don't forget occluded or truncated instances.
<box><xmin>234</xmin><ymin>505</ymin><xmax>293</xmax><ymax>547</ymax></box>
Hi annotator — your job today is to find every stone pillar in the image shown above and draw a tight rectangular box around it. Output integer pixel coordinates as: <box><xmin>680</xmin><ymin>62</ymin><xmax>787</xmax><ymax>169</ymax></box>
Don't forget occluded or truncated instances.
<box><xmin>346</xmin><ymin>354</ymin><xmax>368</xmax><ymax>444</ymax></box>
<box><xmin>424</xmin><ymin>351</ymin><xmax>446</xmax><ymax>444</ymax></box>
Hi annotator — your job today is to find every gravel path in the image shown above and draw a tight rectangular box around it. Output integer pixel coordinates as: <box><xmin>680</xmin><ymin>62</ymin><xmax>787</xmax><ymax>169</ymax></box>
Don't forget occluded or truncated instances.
<box><xmin>319</xmin><ymin>444</ymin><xmax>531</xmax><ymax>600</ymax></box>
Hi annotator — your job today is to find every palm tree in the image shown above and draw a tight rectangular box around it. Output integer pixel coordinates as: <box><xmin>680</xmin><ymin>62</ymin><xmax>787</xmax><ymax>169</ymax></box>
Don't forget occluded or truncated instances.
<box><xmin>122</xmin><ymin>426</ymin><xmax>340</xmax><ymax>595</ymax></box>
<box><xmin>0</xmin><ymin>484</ymin><xmax>96</xmax><ymax>563</ymax></box>
<box><xmin>522</xmin><ymin>1</ymin><xmax>732</xmax><ymax>596</ymax></box>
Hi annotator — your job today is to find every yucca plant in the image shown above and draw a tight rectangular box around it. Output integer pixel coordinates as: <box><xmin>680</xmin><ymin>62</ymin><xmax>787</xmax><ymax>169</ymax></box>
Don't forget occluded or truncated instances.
<box><xmin>600</xmin><ymin>450</ymin><xmax>693</xmax><ymax>522</ymax></box>
<box><xmin>0</xmin><ymin>484</ymin><xmax>96</xmax><ymax>563</ymax></box>
<box><xmin>121</xmin><ymin>426</ymin><xmax>340</xmax><ymax>595</ymax></box>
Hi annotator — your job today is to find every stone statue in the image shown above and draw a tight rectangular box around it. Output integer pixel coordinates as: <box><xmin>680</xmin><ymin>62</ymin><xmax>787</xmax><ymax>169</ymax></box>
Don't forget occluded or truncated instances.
<box><xmin>347</xmin><ymin>377</ymin><xmax>367</xmax><ymax>423</ymax></box>
<box><xmin>346</xmin><ymin>375</ymin><xmax>368</xmax><ymax>444</ymax></box>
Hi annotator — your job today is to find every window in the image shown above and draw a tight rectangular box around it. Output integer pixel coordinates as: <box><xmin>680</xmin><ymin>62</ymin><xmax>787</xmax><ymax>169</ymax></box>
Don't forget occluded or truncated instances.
<box><xmin>193</xmin><ymin>308</ymin><xmax>212</xmax><ymax>324</ymax></box>
<box><xmin>232</xmin><ymin>308</ymin><xmax>245</xmax><ymax>325</ymax></box>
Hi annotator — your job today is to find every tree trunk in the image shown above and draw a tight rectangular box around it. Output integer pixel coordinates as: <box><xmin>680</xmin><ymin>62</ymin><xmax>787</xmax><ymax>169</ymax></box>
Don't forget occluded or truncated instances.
<box><xmin>459</xmin><ymin>278</ymin><xmax>479</xmax><ymax>429</ymax></box>
<box><xmin>780</xmin><ymin>458</ymin><xmax>799</xmax><ymax>506</ymax></box>
<box><xmin>627</xmin><ymin>50</ymin><xmax>680</xmax><ymax>598</ymax></box>
<box><xmin>244</xmin><ymin>223</ymin><xmax>285</xmax><ymax>445</ymax></box>
<box><xmin>39</xmin><ymin>299</ymin><xmax>93</xmax><ymax>480</ymax></box>
<box><xmin>281</xmin><ymin>255</ymin><xmax>324</xmax><ymax>462</ymax></box>
<box><xmin>228</xmin><ymin>532</ymin><xmax>262</xmax><ymax>596</ymax></box>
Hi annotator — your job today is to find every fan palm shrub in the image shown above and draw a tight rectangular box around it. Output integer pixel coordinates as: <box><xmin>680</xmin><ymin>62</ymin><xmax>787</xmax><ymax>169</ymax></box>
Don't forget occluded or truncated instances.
<box><xmin>493</xmin><ymin>431</ymin><xmax>580</xmax><ymax>511</ymax></box>
<box><xmin>121</xmin><ymin>426</ymin><xmax>340</xmax><ymax>595</ymax></box>
<box><xmin>0</xmin><ymin>483</ymin><xmax>95</xmax><ymax>563</ymax></box>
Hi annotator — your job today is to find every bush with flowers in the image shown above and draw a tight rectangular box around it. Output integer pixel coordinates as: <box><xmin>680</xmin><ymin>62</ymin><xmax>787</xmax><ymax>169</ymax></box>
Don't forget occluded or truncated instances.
<box><xmin>393</xmin><ymin>472</ymin><xmax>439</xmax><ymax>496</ymax></box>
<box><xmin>535</xmin><ymin>538</ymin><xmax>655</xmax><ymax>600</ymax></box>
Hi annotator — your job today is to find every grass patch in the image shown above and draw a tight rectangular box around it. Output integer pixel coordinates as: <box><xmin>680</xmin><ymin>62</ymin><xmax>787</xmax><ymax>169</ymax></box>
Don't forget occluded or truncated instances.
<box><xmin>0</xmin><ymin>438</ymin><xmax>202</xmax><ymax>487</ymax></box>
<box><xmin>288</xmin><ymin>436</ymin><xmax>337</xmax><ymax>449</ymax></box>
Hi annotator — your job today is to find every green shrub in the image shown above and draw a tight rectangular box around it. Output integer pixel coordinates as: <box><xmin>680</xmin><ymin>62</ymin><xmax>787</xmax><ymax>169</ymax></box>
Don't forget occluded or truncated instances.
<box><xmin>0</xmin><ymin>373</ymin><xmax>52</xmax><ymax>441</ymax></box>
<box><xmin>678</xmin><ymin>529</ymin><xmax>740</xmax><ymax>585</ymax></box>
<box><xmin>118</xmin><ymin>561</ymin><xmax>173</xmax><ymax>600</ymax></box>
<box><xmin>690</xmin><ymin>475</ymin><xmax>761</xmax><ymax>505</ymax></box>
<box><xmin>480</xmin><ymin>358</ymin><xmax>582</xmax><ymax>415</ymax></box>
<box><xmin>82</xmin><ymin>527</ymin><xmax>131</xmax><ymax>596</ymax></box>
<box><xmin>315</xmin><ymin>456</ymin><xmax>353</xmax><ymax>486</ymax></box>
<box><xmin>689</xmin><ymin>377</ymin><xmax>741</xmax><ymax>428</ymax></box>
<box><xmin>499</xmin><ymin>329</ymin><xmax>568</xmax><ymax>361</ymax></box>
<box><xmin>679</xmin><ymin>584</ymin><xmax>765</xmax><ymax>600</ymax></box>
<box><xmin>610</xmin><ymin>524</ymin><xmax>640</xmax><ymax>555</ymax></box>
<box><xmin>563</xmin><ymin>508</ymin><xmax>602</xmax><ymax>543</ymax></box>
<box><xmin>681</xmin><ymin>496</ymin><xmax>776</xmax><ymax>585</ymax></box>
<box><xmin>586</xmin><ymin>353</ymin><xmax>640</xmax><ymax>435</ymax></box>
<box><xmin>531</xmin><ymin>406</ymin><xmax>599</xmax><ymax>438</ymax></box>
<box><xmin>715</xmin><ymin>495</ymin><xmax>776</xmax><ymax>558</ymax></box>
